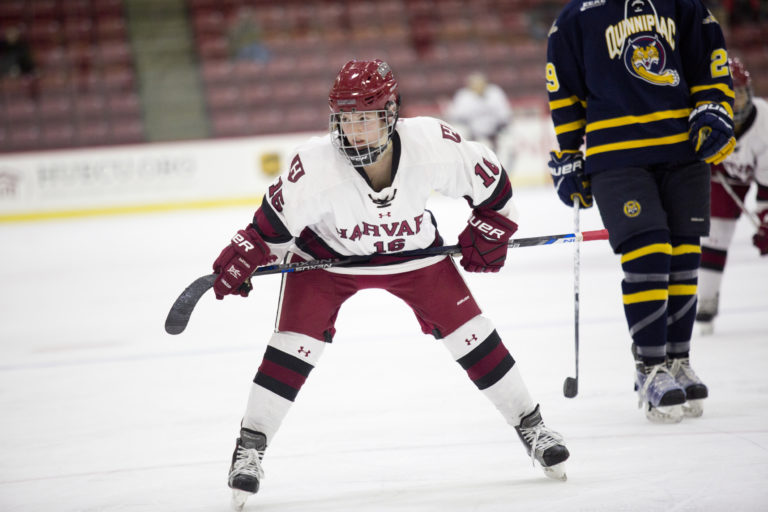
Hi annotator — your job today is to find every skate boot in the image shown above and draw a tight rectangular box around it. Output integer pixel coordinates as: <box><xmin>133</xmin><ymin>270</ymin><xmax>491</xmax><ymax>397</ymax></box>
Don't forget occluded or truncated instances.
<box><xmin>695</xmin><ymin>293</ymin><xmax>719</xmax><ymax>336</ymax></box>
<box><xmin>514</xmin><ymin>404</ymin><xmax>569</xmax><ymax>481</ymax></box>
<box><xmin>634</xmin><ymin>360</ymin><xmax>686</xmax><ymax>423</ymax></box>
<box><xmin>228</xmin><ymin>428</ymin><xmax>266</xmax><ymax>512</ymax></box>
<box><xmin>668</xmin><ymin>357</ymin><xmax>708</xmax><ymax>417</ymax></box>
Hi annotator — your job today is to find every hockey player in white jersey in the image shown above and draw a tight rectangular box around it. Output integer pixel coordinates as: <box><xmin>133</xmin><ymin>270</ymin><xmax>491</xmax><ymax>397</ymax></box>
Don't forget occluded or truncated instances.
<box><xmin>696</xmin><ymin>57</ymin><xmax>768</xmax><ymax>335</ymax></box>
<box><xmin>212</xmin><ymin>59</ymin><xmax>569</xmax><ymax>510</ymax></box>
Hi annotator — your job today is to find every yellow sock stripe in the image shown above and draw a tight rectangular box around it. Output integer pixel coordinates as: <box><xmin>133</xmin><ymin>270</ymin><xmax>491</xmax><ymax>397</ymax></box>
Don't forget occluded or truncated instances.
<box><xmin>620</xmin><ymin>243</ymin><xmax>672</xmax><ymax>264</ymax></box>
<box><xmin>671</xmin><ymin>244</ymin><xmax>701</xmax><ymax>256</ymax></box>
<box><xmin>669</xmin><ymin>284</ymin><xmax>697</xmax><ymax>296</ymax></box>
<box><xmin>623</xmin><ymin>289</ymin><xmax>669</xmax><ymax>304</ymax></box>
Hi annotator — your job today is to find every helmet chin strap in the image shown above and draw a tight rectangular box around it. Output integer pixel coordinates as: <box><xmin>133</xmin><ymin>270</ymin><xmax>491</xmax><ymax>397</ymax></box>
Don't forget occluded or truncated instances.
<box><xmin>344</xmin><ymin>139</ymin><xmax>390</xmax><ymax>166</ymax></box>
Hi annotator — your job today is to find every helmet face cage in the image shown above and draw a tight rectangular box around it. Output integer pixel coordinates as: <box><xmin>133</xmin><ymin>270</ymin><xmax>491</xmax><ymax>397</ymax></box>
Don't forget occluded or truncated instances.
<box><xmin>729</xmin><ymin>57</ymin><xmax>754</xmax><ymax>124</ymax></box>
<box><xmin>328</xmin><ymin>59</ymin><xmax>400</xmax><ymax>166</ymax></box>
<box><xmin>330</xmin><ymin>105</ymin><xmax>397</xmax><ymax>167</ymax></box>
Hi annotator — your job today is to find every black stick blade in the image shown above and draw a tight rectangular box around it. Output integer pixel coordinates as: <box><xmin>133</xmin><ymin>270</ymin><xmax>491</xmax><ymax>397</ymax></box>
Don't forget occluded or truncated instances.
<box><xmin>563</xmin><ymin>377</ymin><xmax>578</xmax><ymax>398</ymax></box>
<box><xmin>164</xmin><ymin>274</ymin><xmax>217</xmax><ymax>335</ymax></box>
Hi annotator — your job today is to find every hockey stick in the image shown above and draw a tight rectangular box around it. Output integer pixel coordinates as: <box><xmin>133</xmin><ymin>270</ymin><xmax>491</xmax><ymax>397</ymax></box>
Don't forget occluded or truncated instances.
<box><xmin>164</xmin><ymin>228</ymin><xmax>609</xmax><ymax>335</ymax></box>
<box><xmin>563</xmin><ymin>203</ymin><xmax>581</xmax><ymax>398</ymax></box>
<box><xmin>713</xmin><ymin>172</ymin><xmax>761</xmax><ymax>229</ymax></box>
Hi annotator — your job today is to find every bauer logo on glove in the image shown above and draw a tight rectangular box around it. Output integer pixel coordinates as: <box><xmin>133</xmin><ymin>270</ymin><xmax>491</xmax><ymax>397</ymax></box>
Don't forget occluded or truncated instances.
<box><xmin>548</xmin><ymin>150</ymin><xmax>593</xmax><ymax>208</ymax></box>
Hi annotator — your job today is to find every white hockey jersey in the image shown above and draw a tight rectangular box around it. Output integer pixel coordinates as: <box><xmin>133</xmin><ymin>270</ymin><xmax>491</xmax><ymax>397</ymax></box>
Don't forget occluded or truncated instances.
<box><xmin>717</xmin><ymin>97</ymin><xmax>768</xmax><ymax>188</ymax></box>
<box><xmin>255</xmin><ymin>116</ymin><xmax>517</xmax><ymax>275</ymax></box>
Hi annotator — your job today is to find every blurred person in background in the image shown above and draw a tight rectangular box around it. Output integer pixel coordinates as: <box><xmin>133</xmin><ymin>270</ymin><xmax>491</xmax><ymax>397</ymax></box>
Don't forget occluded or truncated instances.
<box><xmin>227</xmin><ymin>6</ymin><xmax>270</xmax><ymax>63</ymax></box>
<box><xmin>0</xmin><ymin>25</ymin><xmax>34</xmax><ymax>78</ymax></box>
<box><xmin>696</xmin><ymin>57</ymin><xmax>768</xmax><ymax>334</ymax></box>
<box><xmin>546</xmin><ymin>0</ymin><xmax>734</xmax><ymax>423</ymax></box>
<box><xmin>445</xmin><ymin>71</ymin><xmax>512</xmax><ymax>154</ymax></box>
<box><xmin>209</xmin><ymin>58</ymin><xmax>569</xmax><ymax>511</ymax></box>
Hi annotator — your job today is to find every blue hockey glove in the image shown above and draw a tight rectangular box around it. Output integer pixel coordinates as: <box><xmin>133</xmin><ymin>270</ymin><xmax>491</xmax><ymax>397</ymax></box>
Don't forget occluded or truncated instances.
<box><xmin>548</xmin><ymin>150</ymin><xmax>593</xmax><ymax>208</ymax></box>
<box><xmin>688</xmin><ymin>103</ymin><xmax>736</xmax><ymax>165</ymax></box>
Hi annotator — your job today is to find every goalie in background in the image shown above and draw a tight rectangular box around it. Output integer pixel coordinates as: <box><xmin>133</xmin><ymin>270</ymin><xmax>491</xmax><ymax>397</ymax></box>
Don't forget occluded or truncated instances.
<box><xmin>696</xmin><ymin>57</ymin><xmax>768</xmax><ymax>335</ymax></box>
<box><xmin>444</xmin><ymin>71</ymin><xmax>513</xmax><ymax>155</ymax></box>
<box><xmin>211</xmin><ymin>59</ymin><xmax>569</xmax><ymax>511</ymax></box>
<box><xmin>546</xmin><ymin>0</ymin><xmax>735</xmax><ymax>423</ymax></box>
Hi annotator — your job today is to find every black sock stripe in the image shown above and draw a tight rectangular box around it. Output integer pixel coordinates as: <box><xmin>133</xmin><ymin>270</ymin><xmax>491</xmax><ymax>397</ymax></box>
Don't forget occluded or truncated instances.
<box><xmin>456</xmin><ymin>330</ymin><xmax>501</xmax><ymax>370</ymax></box>
<box><xmin>254</xmin><ymin>373</ymin><xmax>300</xmax><ymax>401</ymax></box>
<box><xmin>264</xmin><ymin>346</ymin><xmax>313</xmax><ymax>376</ymax></box>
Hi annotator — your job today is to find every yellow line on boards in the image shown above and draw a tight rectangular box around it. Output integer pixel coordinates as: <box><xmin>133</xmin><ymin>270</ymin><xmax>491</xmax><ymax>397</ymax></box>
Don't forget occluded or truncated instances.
<box><xmin>0</xmin><ymin>196</ymin><xmax>263</xmax><ymax>223</ymax></box>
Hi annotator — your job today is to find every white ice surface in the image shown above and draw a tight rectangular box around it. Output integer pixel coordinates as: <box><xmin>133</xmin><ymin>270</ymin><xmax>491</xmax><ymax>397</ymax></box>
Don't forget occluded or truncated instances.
<box><xmin>1</xmin><ymin>185</ymin><xmax>766</xmax><ymax>512</ymax></box>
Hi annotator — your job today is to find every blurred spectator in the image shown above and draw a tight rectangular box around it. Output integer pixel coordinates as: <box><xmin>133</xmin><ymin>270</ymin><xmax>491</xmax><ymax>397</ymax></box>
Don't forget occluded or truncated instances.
<box><xmin>0</xmin><ymin>25</ymin><xmax>35</xmax><ymax>78</ymax></box>
<box><xmin>445</xmin><ymin>72</ymin><xmax>512</xmax><ymax>152</ymax></box>
<box><xmin>227</xmin><ymin>7</ymin><xmax>271</xmax><ymax>63</ymax></box>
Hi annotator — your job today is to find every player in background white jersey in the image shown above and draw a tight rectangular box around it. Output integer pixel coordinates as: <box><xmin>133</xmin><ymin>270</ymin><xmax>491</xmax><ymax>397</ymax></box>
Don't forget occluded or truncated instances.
<box><xmin>211</xmin><ymin>59</ymin><xmax>569</xmax><ymax>511</ymax></box>
<box><xmin>696</xmin><ymin>57</ymin><xmax>768</xmax><ymax>334</ymax></box>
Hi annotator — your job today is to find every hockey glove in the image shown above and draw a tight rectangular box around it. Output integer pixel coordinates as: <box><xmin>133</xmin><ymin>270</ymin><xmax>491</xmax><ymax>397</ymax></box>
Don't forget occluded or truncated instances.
<box><xmin>458</xmin><ymin>208</ymin><xmax>518</xmax><ymax>273</ymax></box>
<box><xmin>548</xmin><ymin>150</ymin><xmax>593</xmax><ymax>208</ymax></box>
<box><xmin>688</xmin><ymin>103</ymin><xmax>736</xmax><ymax>165</ymax></box>
<box><xmin>753</xmin><ymin>209</ymin><xmax>768</xmax><ymax>256</ymax></box>
<box><xmin>212</xmin><ymin>226</ymin><xmax>275</xmax><ymax>299</ymax></box>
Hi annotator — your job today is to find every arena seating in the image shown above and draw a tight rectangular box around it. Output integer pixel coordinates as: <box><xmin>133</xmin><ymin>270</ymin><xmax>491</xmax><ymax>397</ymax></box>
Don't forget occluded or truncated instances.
<box><xmin>0</xmin><ymin>0</ymin><xmax>142</xmax><ymax>153</ymax></box>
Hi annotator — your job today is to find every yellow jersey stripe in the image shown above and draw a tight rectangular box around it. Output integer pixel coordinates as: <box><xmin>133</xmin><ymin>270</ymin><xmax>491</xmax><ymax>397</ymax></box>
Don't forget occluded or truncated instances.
<box><xmin>555</xmin><ymin>119</ymin><xmax>587</xmax><ymax>135</ymax></box>
<box><xmin>623</xmin><ymin>289</ymin><xmax>669</xmax><ymax>304</ymax></box>
<box><xmin>586</xmin><ymin>132</ymin><xmax>689</xmax><ymax>157</ymax></box>
<box><xmin>621</xmin><ymin>243</ymin><xmax>672</xmax><ymax>263</ymax></box>
<box><xmin>671</xmin><ymin>244</ymin><xmax>701</xmax><ymax>256</ymax></box>
<box><xmin>585</xmin><ymin>109</ymin><xmax>690</xmax><ymax>133</ymax></box>
<box><xmin>669</xmin><ymin>284</ymin><xmax>697</xmax><ymax>296</ymax></box>
<box><xmin>549</xmin><ymin>95</ymin><xmax>584</xmax><ymax>110</ymax></box>
<box><xmin>689</xmin><ymin>83</ymin><xmax>735</xmax><ymax>99</ymax></box>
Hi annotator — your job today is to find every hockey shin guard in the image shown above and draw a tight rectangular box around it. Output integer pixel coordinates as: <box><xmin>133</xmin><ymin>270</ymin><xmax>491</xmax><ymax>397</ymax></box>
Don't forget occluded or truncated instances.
<box><xmin>619</xmin><ymin>230</ymin><xmax>671</xmax><ymax>363</ymax></box>
<box><xmin>242</xmin><ymin>332</ymin><xmax>326</xmax><ymax>442</ymax></box>
<box><xmin>667</xmin><ymin>236</ymin><xmax>702</xmax><ymax>357</ymax></box>
<box><xmin>442</xmin><ymin>315</ymin><xmax>534</xmax><ymax>425</ymax></box>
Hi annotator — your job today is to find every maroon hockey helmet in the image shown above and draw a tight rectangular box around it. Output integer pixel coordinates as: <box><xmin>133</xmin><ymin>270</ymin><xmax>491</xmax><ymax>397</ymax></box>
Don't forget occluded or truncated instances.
<box><xmin>329</xmin><ymin>59</ymin><xmax>400</xmax><ymax>113</ymax></box>
<box><xmin>729</xmin><ymin>57</ymin><xmax>754</xmax><ymax>124</ymax></box>
<box><xmin>329</xmin><ymin>59</ymin><xmax>401</xmax><ymax>166</ymax></box>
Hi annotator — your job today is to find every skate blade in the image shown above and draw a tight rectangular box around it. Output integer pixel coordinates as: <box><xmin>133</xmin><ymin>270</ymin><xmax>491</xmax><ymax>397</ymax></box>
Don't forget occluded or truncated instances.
<box><xmin>542</xmin><ymin>462</ymin><xmax>567</xmax><ymax>481</ymax></box>
<box><xmin>698</xmin><ymin>321</ymin><xmax>714</xmax><ymax>336</ymax></box>
<box><xmin>645</xmin><ymin>404</ymin><xmax>684</xmax><ymax>423</ymax></box>
<box><xmin>683</xmin><ymin>399</ymin><xmax>704</xmax><ymax>418</ymax></box>
<box><xmin>231</xmin><ymin>489</ymin><xmax>253</xmax><ymax>512</ymax></box>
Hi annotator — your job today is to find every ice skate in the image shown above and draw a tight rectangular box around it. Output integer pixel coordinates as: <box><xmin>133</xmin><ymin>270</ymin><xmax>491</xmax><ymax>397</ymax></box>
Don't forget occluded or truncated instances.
<box><xmin>634</xmin><ymin>361</ymin><xmax>686</xmax><ymax>423</ymax></box>
<box><xmin>514</xmin><ymin>404</ymin><xmax>569</xmax><ymax>481</ymax></box>
<box><xmin>668</xmin><ymin>357</ymin><xmax>708</xmax><ymax>417</ymax></box>
<box><xmin>695</xmin><ymin>294</ymin><xmax>719</xmax><ymax>336</ymax></box>
<box><xmin>228</xmin><ymin>428</ymin><xmax>266</xmax><ymax>511</ymax></box>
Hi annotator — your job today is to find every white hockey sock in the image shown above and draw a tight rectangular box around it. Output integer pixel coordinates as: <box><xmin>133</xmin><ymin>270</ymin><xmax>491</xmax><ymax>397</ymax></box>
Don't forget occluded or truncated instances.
<box><xmin>442</xmin><ymin>315</ymin><xmax>534</xmax><ymax>426</ymax></box>
<box><xmin>241</xmin><ymin>332</ymin><xmax>327</xmax><ymax>442</ymax></box>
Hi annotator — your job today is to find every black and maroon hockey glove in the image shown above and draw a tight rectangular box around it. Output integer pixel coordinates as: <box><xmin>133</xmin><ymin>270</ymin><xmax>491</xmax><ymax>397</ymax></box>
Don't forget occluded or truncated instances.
<box><xmin>458</xmin><ymin>209</ymin><xmax>518</xmax><ymax>273</ymax></box>
<box><xmin>753</xmin><ymin>209</ymin><xmax>768</xmax><ymax>256</ymax></box>
<box><xmin>212</xmin><ymin>226</ymin><xmax>275</xmax><ymax>299</ymax></box>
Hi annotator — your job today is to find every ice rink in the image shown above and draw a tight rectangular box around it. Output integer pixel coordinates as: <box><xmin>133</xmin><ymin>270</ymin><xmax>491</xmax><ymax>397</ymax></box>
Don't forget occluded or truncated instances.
<box><xmin>1</xmin><ymin>185</ymin><xmax>766</xmax><ymax>512</ymax></box>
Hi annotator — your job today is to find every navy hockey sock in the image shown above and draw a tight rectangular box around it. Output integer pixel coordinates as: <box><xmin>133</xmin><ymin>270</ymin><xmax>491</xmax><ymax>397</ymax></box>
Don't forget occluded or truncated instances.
<box><xmin>667</xmin><ymin>236</ymin><xmax>701</xmax><ymax>357</ymax></box>
<box><xmin>619</xmin><ymin>230</ymin><xmax>671</xmax><ymax>361</ymax></box>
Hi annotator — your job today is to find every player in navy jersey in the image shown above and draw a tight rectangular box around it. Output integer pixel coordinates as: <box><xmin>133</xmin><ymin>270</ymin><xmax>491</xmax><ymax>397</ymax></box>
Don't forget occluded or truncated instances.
<box><xmin>213</xmin><ymin>59</ymin><xmax>569</xmax><ymax>511</ymax></box>
<box><xmin>696</xmin><ymin>57</ymin><xmax>768</xmax><ymax>334</ymax></box>
<box><xmin>545</xmin><ymin>0</ymin><xmax>735</xmax><ymax>422</ymax></box>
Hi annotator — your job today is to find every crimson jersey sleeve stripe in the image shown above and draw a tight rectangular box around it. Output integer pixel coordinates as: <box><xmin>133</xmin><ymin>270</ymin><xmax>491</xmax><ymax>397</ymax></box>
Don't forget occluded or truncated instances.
<box><xmin>253</xmin><ymin>346</ymin><xmax>314</xmax><ymax>402</ymax></box>
<box><xmin>252</xmin><ymin>198</ymin><xmax>292</xmax><ymax>244</ymax></box>
<box><xmin>456</xmin><ymin>330</ymin><xmax>515</xmax><ymax>390</ymax></box>
<box><xmin>469</xmin><ymin>169</ymin><xmax>513</xmax><ymax>211</ymax></box>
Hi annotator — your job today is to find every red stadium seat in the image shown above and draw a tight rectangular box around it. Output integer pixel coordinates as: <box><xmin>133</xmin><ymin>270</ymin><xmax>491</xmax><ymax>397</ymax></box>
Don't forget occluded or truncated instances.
<box><xmin>42</xmin><ymin>123</ymin><xmax>76</xmax><ymax>148</ymax></box>
<box><xmin>74</xmin><ymin>93</ymin><xmax>108</xmax><ymax>118</ymax></box>
<box><xmin>38</xmin><ymin>95</ymin><xmax>73</xmax><ymax>120</ymax></box>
